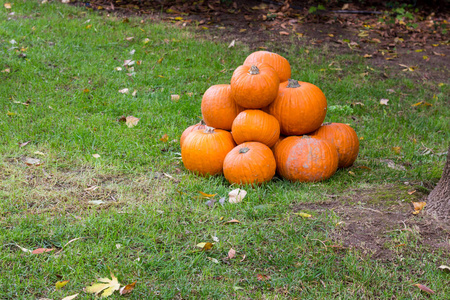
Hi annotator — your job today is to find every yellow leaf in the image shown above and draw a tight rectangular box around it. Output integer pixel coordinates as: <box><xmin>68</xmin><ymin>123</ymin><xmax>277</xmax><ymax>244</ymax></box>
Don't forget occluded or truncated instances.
<box><xmin>7</xmin><ymin>111</ymin><xmax>16</xmax><ymax>116</ymax></box>
<box><xmin>4</xmin><ymin>3</ymin><xmax>12</xmax><ymax>9</ymax></box>
<box><xmin>392</xmin><ymin>146</ymin><xmax>401</xmax><ymax>154</ymax></box>
<box><xmin>159</xmin><ymin>133</ymin><xmax>168</xmax><ymax>142</ymax></box>
<box><xmin>158</xmin><ymin>75</ymin><xmax>165</xmax><ymax>78</ymax></box>
<box><xmin>198</xmin><ymin>191</ymin><xmax>217</xmax><ymax>198</ymax></box>
<box><xmin>83</xmin><ymin>88</ymin><xmax>90</xmax><ymax>93</ymax></box>
<box><xmin>196</xmin><ymin>242</ymin><xmax>214</xmax><ymax>251</ymax></box>
<box><xmin>157</xmin><ymin>57</ymin><xmax>164</xmax><ymax>64</ymax></box>
<box><xmin>174</xmin><ymin>17</ymin><xmax>183</xmax><ymax>21</ymax></box>
<box><xmin>423</xmin><ymin>55</ymin><xmax>429</xmax><ymax>60</ymax></box>
<box><xmin>415</xmin><ymin>49</ymin><xmax>423</xmax><ymax>52</ymax></box>
<box><xmin>85</xmin><ymin>272</ymin><xmax>121</xmax><ymax>297</ymax></box>
<box><xmin>86</xmin><ymin>24</ymin><xmax>92</xmax><ymax>29</ymax></box>
<box><xmin>56</xmin><ymin>280</ymin><xmax>70</xmax><ymax>290</ymax></box>
<box><xmin>438</xmin><ymin>83</ymin><xmax>445</xmax><ymax>87</ymax></box>
<box><xmin>143</xmin><ymin>38</ymin><xmax>150</xmax><ymax>44</ymax></box>
<box><xmin>295</xmin><ymin>212</ymin><xmax>312</xmax><ymax>218</ymax></box>
<box><xmin>412</xmin><ymin>201</ymin><xmax>426</xmax><ymax>215</ymax></box>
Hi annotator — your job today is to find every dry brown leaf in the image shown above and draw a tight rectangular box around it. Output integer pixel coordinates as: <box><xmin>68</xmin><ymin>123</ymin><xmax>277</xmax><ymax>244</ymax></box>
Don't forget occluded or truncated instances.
<box><xmin>279</xmin><ymin>31</ymin><xmax>290</xmax><ymax>36</ymax></box>
<box><xmin>407</xmin><ymin>190</ymin><xmax>416</xmax><ymax>195</ymax></box>
<box><xmin>159</xmin><ymin>133</ymin><xmax>169</xmax><ymax>142</ymax></box>
<box><xmin>24</xmin><ymin>157</ymin><xmax>41</xmax><ymax>166</ymax></box>
<box><xmin>32</xmin><ymin>248</ymin><xmax>54</xmax><ymax>254</ymax></box>
<box><xmin>125</xmin><ymin>116</ymin><xmax>140</xmax><ymax>128</ymax></box>
<box><xmin>414</xmin><ymin>283</ymin><xmax>435</xmax><ymax>294</ymax></box>
<box><xmin>119</xmin><ymin>281</ymin><xmax>137</xmax><ymax>295</ymax></box>
<box><xmin>257</xmin><ymin>274</ymin><xmax>271</xmax><ymax>281</ymax></box>
<box><xmin>412</xmin><ymin>201</ymin><xmax>426</xmax><ymax>214</ymax></box>
<box><xmin>196</xmin><ymin>242</ymin><xmax>214</xmax><ymax>251</ymax></box>
<box><xmin>392</xmin><ymin>147</ymin><xmax>401</xmax><ymax>154</ymax></box>
<box><xmin>228</xmin><ymin>248</ymin><xmax>236</xmax><ymax>259</ymax></box>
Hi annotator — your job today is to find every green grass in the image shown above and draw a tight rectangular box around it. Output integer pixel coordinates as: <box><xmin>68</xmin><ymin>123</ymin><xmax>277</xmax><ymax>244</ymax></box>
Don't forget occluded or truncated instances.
<box><xmin>1</xmin><ymin>1</ymin><xmax>449</xmax><ymax>299</ymax></box>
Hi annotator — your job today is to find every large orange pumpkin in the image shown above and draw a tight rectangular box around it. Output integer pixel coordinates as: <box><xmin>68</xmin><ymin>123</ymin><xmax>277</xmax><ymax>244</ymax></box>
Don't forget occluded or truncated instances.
<box><xmin>311</xmin><ymin>122</ymin><xmax>359</xmax><ymax>168</ymax></box>
<box><xmin>201</xmin><ymin>84</ymin><xmax>244</xmax><ymax>130</ymax></box>
<box><xmin>179</xmin><ymin>120</ymin><xmax>207</xmax><ymax>148</ymax></box>
<box><xmin>181</xmin><ymin>126</ymin><xmax>235</xmax><ymax>176</ymax></box>
<box><xmin>274</xmin><ymin>136</ymin><xmax>338</xmax><ymax>182</ymax></box>
<box><xmin>269</xmin><ymin>79</ymin><xmax>327</xmax><ymax>136</ymax></box>
<box><xmin>231</xmin><ymin>110</ymin><xmax>280</xmax><ymax>148</ymax></box>
<box><xmin>223</xmin><ymin>142</ymin><xmax>276</xmax><ymax>186</ymax></box>
<box><xmin>230</xmin><ymin>63</ymin><xmax>280</xmax><ymax>109</ymax></box>
<box><xmin>243</xmin><ymin>51</ymin><xmax>291</xmax><ymax>82</ymax></box>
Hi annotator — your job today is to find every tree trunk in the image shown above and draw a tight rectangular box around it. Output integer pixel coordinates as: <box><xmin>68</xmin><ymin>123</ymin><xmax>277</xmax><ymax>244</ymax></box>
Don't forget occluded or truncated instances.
<box><xmin>427</xmin><ymin>144</ymin><xmax>450</xmax><ymax>220</ymax></box>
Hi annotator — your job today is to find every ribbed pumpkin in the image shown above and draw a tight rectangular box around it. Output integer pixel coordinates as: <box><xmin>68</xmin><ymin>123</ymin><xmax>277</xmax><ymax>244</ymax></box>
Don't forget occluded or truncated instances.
<box><xmin>201</xmin><ymin>84</ymin><xmax>244</xmax><ymax>130</ymax></box>
<box><xmin>181</xmin><ymin>126</ymin><xmax>235</xmax><ymax>176</ymax></box>
<box><xmin>274</xmin><ymin>136</ymin><xmax>338</xmax><ymax>182</ymax></box>
<box><xmin>269</xmin><ymin>79</ymin><xmax>327</xmax><ymax>136</ymax></box>
<box><xmin>311</xmin><ymin>122</ymin><xmax>359</xmax><ymax>168</ymax></box>
<box><xmin>243</xmin><ymin>51</ymin><xmax>291</xmax><ymax>83</ymax></box>
<box><xmin>223</xmin><ymin>142</ymin><xmax>276</xmax><ymax>186</ymax></box>
<box><xmin>231</xmin><ymin>110</ymin><xmax>280</xmax><ymax>148</ymax></box>
<box><xmin>230</xmin><ymin>63</ymin><xmax>280</xmax><ymax>109</ymax></box>
<box><xmin>180</xmin><ymin>120</ymin><xmax>207</xmax><ymax>148</ymax></box>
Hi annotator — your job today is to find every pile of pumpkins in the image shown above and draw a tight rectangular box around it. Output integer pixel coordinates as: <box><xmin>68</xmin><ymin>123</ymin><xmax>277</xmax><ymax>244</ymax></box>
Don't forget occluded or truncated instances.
<box><xmin>180</xmin><ymin>51</ymin><xmax>359</xmax><ymax>185</ymax></box>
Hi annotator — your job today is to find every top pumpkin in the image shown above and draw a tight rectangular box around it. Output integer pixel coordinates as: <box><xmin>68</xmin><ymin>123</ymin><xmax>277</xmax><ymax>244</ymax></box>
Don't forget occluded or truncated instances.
<box><xmin>243</xmin><ymin>51</ymin><xmax>291</xmax><ymax>83</ymax></box>
<box><xmin>230</xmin><ymin>62</ymin><xmax>280</xmax><ymax>109</ymax></box>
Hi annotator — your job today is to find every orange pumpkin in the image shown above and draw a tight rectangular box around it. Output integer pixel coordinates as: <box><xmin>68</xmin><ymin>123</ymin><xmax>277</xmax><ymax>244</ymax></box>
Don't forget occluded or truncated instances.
<box><xmin>201</xmin><ymin>84</ymin><xmax>244</xmax><ymax>130</ymax></box>
<box><xmin>230</xmin><ymin>63</ymin><xmax>280</xmax><ymax>109</ymax></box>
<box><xmin>181</xmin><ymin>126</ymin><xmax>235</xmax><ymax>176</ymax></box>
<box><xmin>243</xmin><ymin>51</ymin><xmax>291</xmax><ymax>82</ymax></box>
<box><xmin>223</xmin><ymin>142</ymin><xmax>276</xmax><ymax>185</ymax></box>
<box><xmin>311</xmin><ymin>122</ymin><xmax>359</xmax><ymax>168</ymax></box>
<box><xmin>180</xmin><ymin>120</ymin><xmax>207</xmax><ymax>148</ymax></box>
<box><xmin>269</xmin><ymin>79</ymin><xmax>327</xmax><ymax>136</ymax></box>
<box><xmin>231</xmin><ymin>110</ymin><xmax>280</xmax><ymax>148</ymax></box>
<box><xmin>274</xmin><ymin>136</ymin><xmax>338</xmax><ymax>182</ymax></box>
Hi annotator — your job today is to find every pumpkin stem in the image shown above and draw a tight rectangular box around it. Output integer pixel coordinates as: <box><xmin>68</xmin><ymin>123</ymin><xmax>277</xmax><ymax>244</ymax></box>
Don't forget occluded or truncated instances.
<box><xmin>199</xmin><ymin>120</ymin><xmax>206</xmax><ymax>125</ymax></box>
<box><xmin>248</xmin><ymin>65</ymin><xmax>260</xmax><ymax>75</ymax></box>
<box><xmin>322</xmin><ymin>122</ymin><xmax>333</xmax><ymax>126</ymax></box>
<box><xmin>239</xmin><ymin>147</ymin><xmax>250</xmax><ymax>154</ymax></box>
<box><xmin>204</xmin><ymin>126</ymin><xmax>216</xmax><ymax>133</ymax></box>
<box><xmin>287</xmin><ymin>79</ymin><xmax>301</xmax><ymax>88</ymax></box>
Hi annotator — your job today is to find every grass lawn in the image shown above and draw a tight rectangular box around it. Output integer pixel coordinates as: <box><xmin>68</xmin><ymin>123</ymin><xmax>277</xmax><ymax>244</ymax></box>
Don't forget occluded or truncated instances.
<box><xmin>1</xmin><ymin>1</ymin><xmax>449</xmax><ymax>299</ymax></box>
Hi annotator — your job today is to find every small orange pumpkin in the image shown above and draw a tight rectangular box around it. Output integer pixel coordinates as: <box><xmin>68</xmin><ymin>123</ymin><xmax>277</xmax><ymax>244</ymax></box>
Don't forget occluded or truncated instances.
<box><xmin>274</xmin><ymin>136</ymin><xmax>338</xmax><ymax>182</ymax></box>
<box><xmin>223</xmin><ymin>142</ymin><xmax>276</xmax><ymax>186</ymax></box>
<box><xmin>181</xmin><ymin>126</ymin><xmax>235</xmax><ymax>176</ymax></box>
<box><xmin>311</xmin><ymin>122</ymin><xmax>359</xmax><ymax>168</ymax></box>
<box><xmin>201</xmin><ymin>84</ymin><xmax>244</xmax><ymax>130</ymax></box>
<box><xmin>230</xmin><ymin>63</ymin><xmax>280</xmax><ymax>109</ymax></box>
<box><xmin>269</xmin><ymin>79</ymin><xmax>327</xmax><ymax>136</ymax></box>
<box><xmin>231</xmin><ymin>110</ymin><xmax>280</xmax><ymax>148</ymax></box>
<box><xmin>243</xmin><ymin>51</ymin><xmax>291</xmax><ymax>82</ymax></box>
<box><xmin>180</xmin><ymin>120</ymin><xmax>207</xmax><ymax>148</ymax></box>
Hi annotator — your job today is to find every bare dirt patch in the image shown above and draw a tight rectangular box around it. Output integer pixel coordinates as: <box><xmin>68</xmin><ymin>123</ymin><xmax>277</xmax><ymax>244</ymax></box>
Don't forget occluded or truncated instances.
<box><xmin>293</xmin><ymin>185</ymin><xmax>450</xmax><ymax>261</ymax></box>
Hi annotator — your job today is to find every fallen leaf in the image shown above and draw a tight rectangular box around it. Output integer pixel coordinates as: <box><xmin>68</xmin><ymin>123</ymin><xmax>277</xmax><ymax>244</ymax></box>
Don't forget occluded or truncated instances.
<box><xmin>159</xmin><ymin>133</ymin><xmax>169</xmax><ymax>142</ymax></box>
<box><xmin>414</xmin><ymin>283</ymin><xmax>435</xmax><ymax>294</ymax></box>
<box><xmin>89</xmin><ymin>200</ymin><xmax>105</xmax><ymax>205</ymax></box>
<box><xmin>412</xmin><ymin>201</ymin><xmax>426</xmax><ymax>214</ymax></box>
<box><xmin>32</xmin><ymin>248</ymin><xmax>54</xmax><ymax>254</ymax></box>
<box><xmin>34</xmin><ymin>151</ymin><xmax>45</xmax><ymax>156</ymax></box>
<box><xmin>125</xmin><ymin>116</ymin><xmax>140</xmax><ymax>128</ymax></box>
<box><xmin>196</xmin><ymin>242</ymin><xmax>214</xmax><ymax>251</ymax></box>
<box><xmin>24</xmin><ymin>157</ymin><xmax>41</xmax><ymax>166</ymax></box>
<box><xmin>4</xmin><ymin>3</ymin><xmax>12</xmax><ymax>9</ymax></box>
<box><xmin>205</xmin><ymin>198</ymin><xmax>216</xmax><ymax>208</ymax></box>
<box><xmin>129</xmin><ymin>49</ymin><xmax>135</xmax><ymax>55</ymax></box>
<box><xmin>199</xmin><ymin>191</ymin><xmax>217</xmax><ymax>198</ymax></box>
<box><xmin>62</xmin><ymin>294</ymin><xmax>79</xmax><ymax>300</ymax></box>
<box><xmin>438</xmin><ymin>265</ymin><xmax>450</xmax><ymax>272</ymax></box>
<box><xmin>19</xmin><ymin>141</ymin><xmax>31</xmax><ymax>148</ymax></box>
<box><xmin>240</xmin><ymin>254</ymin><xmax>246</xmax><ymax>262</ymax></box>
<box><xmin>92</xmin><ymin>154</ymin><xmax>100</xmax><ymax>158</ymax></box>
<box><xmin>379</xmin><ymin>99</ymin><xmax>389</xmax><ymax>105</ymax></box>
<box><xmin>257</xmin><ymin>274</ymin><xmax>271</xmax><ymax>281</ymax></box>
<box><xmin>207</xmin><ymin>257</ymin><xmax>219</xmax><ymax>264</ymax></box>
<box><xmin>407</xmin><ymin>190</ymin><xmax>416</xmax><ymax>195</ymax></box>
<box><xmin>233</xmin><ymin>285</ymin><xmax>244</xmax><ymax>291</ymax></box>
<box><xmin>132</xmin><ymin>90</ymin><xmax>137</xmax><ymax>97</ymax></box>
<box><xmin>143</xmin><ymin>38</ymin><xmax>150</xmax><ymax>44</ymax></box>
<box><xmin>392</xmin><ymin>146</ymin><xmax>401</xmax><ymax>154</ymax></box>
<box><xmin>279</xmin><ymin>31</ymin><xmax>290</xmax><ymax>35</ymax></box>
<box><xmin>118</xmin><ymin>88</ymin><xmax>129</xmax><ymax>94</ymax></box>
<box><xmin>229</xmin><ymin>188</ymin><xmax>247</xmax><ymax>203</ymax></box>
<box><xmin>15</xmin><ymin>244</ymin><xmax>32</xmax><ymax>253</ymax></box>
<box><xmin>228</xmin><ymin>39</ymin><xmax>236</xmax><ymax>48</ymax></box>
<box><xmin>7</xmin><ymin>111</ymin><xmax>16</xmax><ymax>116</ymax></box>
<box><xmin>223</xmin><ymin>219</ymin><xmax>240</xmax><ymax>225</ymax></box>
<box><xmin>363</xmin><ymin>54</ymin><xmax>372</xmax><ymax>58</ymax></box>
<box><xmin>1</xmin><ymin>68</ymin><xmax>10</xmax><ymax>73</ymax></box>
<box><xmin>123</xmin><ymin>60</ymin><xmax>135</xmax><ymax>66</ymax></box>
<box><xmin>125</xmin><ymin>37</ymin><xmax>134</xmax><ymax>41</ymax></box>
<box><xmin>85</xmin><ymin>185</ymin><xmax>99</xmax><ymax>192</ymax></box>
<box><xmin>171</xmin><ymin>94</ymin><xmax>180</xmax><ymax>102</ymax></box>
<box><xmin>85</xmin><ymin>272</ymin><xmax>121</xmax><ymax>298</ymax></box>
<box><xmin>411</xmin><ymin>101</ymin><xmax>432</xmax><ymax>107</ymax></box>
<box><xmin>294</xmin><ymin>212</ymin><xmax>312</xmax><ymax>218</ymax></box>
<box><xmin>119</xmin><ymin>281</ymin><xmax>137</xmax><ymax>295</ymax></box>
<box><xmin>56</xmin><ymin>280</ymin><xmax>70</xmax><ymax>290</ymax></box>
<box><xmin>227</xmin><ymin>248</ymin><xmax>236</xmax><ymax>259</ymax></box>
